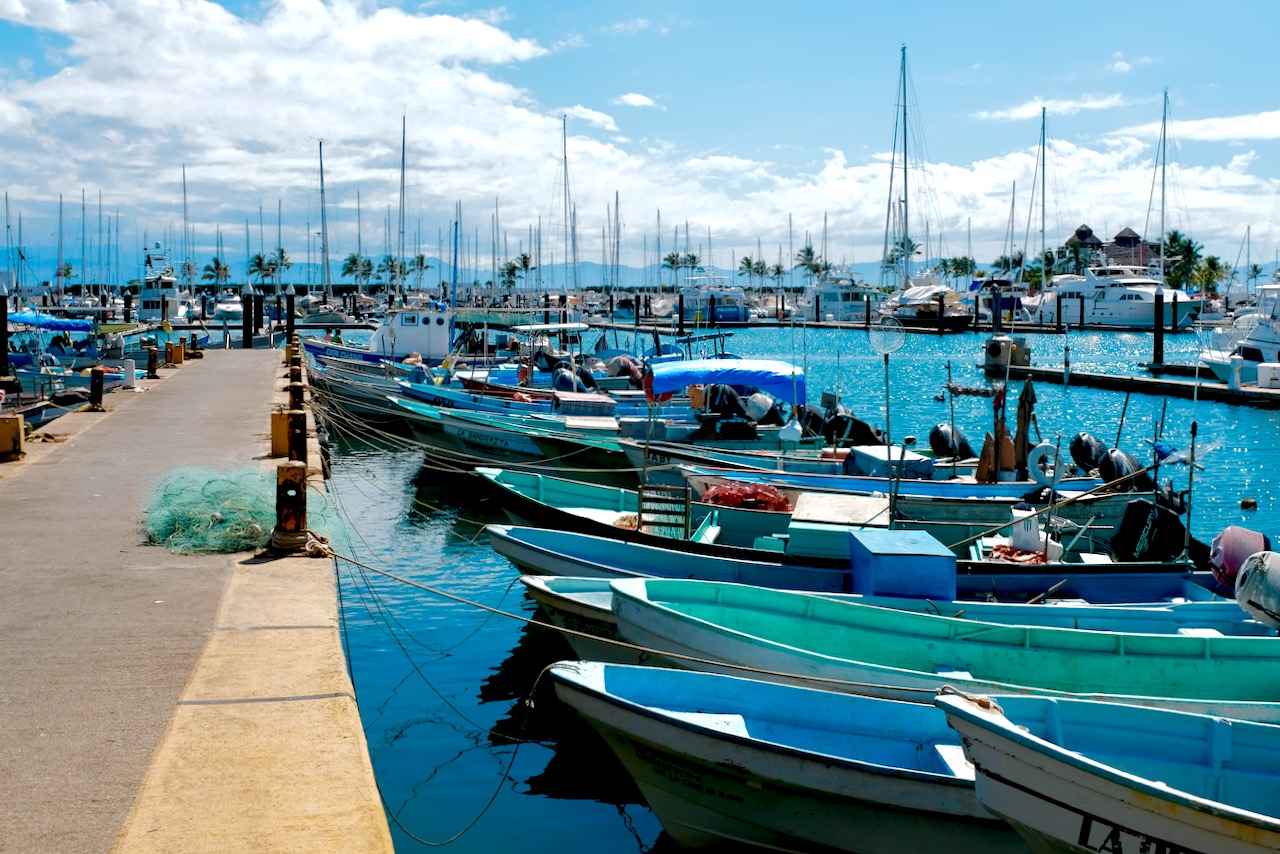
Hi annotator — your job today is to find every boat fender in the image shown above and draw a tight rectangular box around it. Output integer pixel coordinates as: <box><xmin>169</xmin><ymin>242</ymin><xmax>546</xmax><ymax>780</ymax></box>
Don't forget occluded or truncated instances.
<box><xmin>1235</xmin><ymin>551</ymin><xmax>1280</xmax><ymax>630</ymax></box>
<box><xmin>642</xmin><ymin>370</ymin><xmax>673</xmax><ymax>404</ymax></box>
<box><xmin>1027</xmin><ymin>442</ymin><xmax>1059</xmax><ymax>487</ymax></box>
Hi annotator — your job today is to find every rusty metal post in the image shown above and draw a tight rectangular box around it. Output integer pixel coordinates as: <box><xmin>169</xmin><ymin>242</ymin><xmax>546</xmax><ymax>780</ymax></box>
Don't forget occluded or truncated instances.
<box><xmin>165</xmin><ymin>341</ymin><xmax>173</xmax><ymax>364</ymax></box>
<box><xmin>146</xmin><ymin>346</ymin><xmax>159</xmax><ymax>379</ymax></box>
<box><xmin>287</xmin><ymin>408</ymin><xmax>307</xmax><ymax>462</ymax></box>
<box><xmin>271</xmin><ymin>461</ymin><xmax>308</xmax><ymax>552</ymax></box>
<box><xmin>288</xmin><ymin>379</ymin><xmax>304</xmax><ymax>412</ymax></box>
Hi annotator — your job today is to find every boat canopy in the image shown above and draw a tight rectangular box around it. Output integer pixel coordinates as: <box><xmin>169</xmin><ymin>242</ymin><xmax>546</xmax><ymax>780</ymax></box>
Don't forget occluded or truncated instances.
<box><xmin>510</xmin><ymin>322</ymin><xmax>592</xmax><ymax>334</ymax></box>
<box><xmin>648</xmin><ymin>358</ymin><xmax>805</xmax><ymax>405</ymax></box>
<box><xmin>9</xmin><ymin>310</ymin><xmax>95</xmax><ymax>332</ymax></box>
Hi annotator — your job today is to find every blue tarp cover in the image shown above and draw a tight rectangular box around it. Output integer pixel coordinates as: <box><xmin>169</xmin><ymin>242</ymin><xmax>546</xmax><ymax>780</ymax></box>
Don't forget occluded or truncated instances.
<box><xmin>648</xmin><ymin>358</ymin><xmax>805</xmax><ymax>405</ymax></box>
<box><xmin>9</xmin><ymin>310</ymin><xmax>95</xmax><ymax>332</ymax></box>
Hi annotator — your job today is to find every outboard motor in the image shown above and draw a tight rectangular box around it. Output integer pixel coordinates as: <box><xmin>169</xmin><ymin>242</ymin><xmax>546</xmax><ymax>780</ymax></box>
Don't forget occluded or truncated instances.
<box><xmin>1109</xmin><ymin>499</ymin><xmax>1204</xmax><ymax>565</ymax></box>
<box><xmin>1099</xmin><ymin>448</ymin><xmax>1155</xmax><ymax>492</ymax></box>
<box><xmin>550</xmin><ymin>367</ymin><xmax>590</xmax><ymax>393</ymax></box>
<box><xmin>824</xmin><ymin>407</ymin><xmax>884</xmax><ymax>447</ymax></box>
<box><xmin>1069</xmin><ymin>432</ymin><xmax>1108</xmax><ymax>472</ymax></box>
<box><xmin>745</xmin><ymin>392</ymin><xmax>785</xmax><ymax>426</ymax></box>
<box><xmin>1235</xmin><ymin>552</ymin><xmax>1280</xmax><ymax>630</ymax></box>
<box><xmin>796</xmin><ymin>404</ymin><xmax>827</xmax><ymax>438</ymax></box>
<box><xmin>1211</xmin><ymin>526</ymin><xmax>1272</xmax><ymax>590</ymax></box>
<box><xmin>929</xmin><ymin>423</ymin><xmax>976</xmax><ymax>459</ymax></box>
<box><xmin>703</xmin><ymin>384</ymin><xmax>749</xmax><ymax>420</ymax></box>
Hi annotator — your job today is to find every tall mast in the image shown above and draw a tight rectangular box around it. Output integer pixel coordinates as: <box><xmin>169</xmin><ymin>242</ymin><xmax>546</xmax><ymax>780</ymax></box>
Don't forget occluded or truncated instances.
<box><xmin>900</xmin><ymin>44</ymin><xmax>910</xmax><ymax>282</ymax></box>
<box><xmin>397</xmin><ymin>116</ymin><xmax>407</xmax><ymax>296</ymax></box>
<box><xmin>1159</xmin><ymin>89</ymin><xmax>1168</xmax><ymax>277</ymax></box>
<box><xmin>319</xmin><ymin>140</ymin><xmax>332</xmax><ymax>300</ymax></box>
<box><xmin>562</xmin><ymin>115</ymin><xmax>570</xmax><ymax>294</ymax></box>
<box><xmin>182</xmin><ymin>165</ymin><xmax>190</xmax><ymax>288</ymax></box>
<box><xmin>56</xmin><ymin>195</ymin><xmax>63</xmax><ymax>297</ymax></box>
<box><xmin>1040</xmin><ymin>107</ymin><xmax>1047</xmax><ymax>280</ymax></box>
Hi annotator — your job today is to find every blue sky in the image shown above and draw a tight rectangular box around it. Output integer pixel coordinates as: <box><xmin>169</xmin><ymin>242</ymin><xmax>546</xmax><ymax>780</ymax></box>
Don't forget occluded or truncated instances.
<box><xmin>2</xmin><ymin>0</ymin><xmax>1279</xmax><ymax>287</ymax></box>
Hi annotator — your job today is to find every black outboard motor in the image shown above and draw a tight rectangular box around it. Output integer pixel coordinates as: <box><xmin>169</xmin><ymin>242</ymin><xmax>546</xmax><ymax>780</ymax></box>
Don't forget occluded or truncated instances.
<box><xmin>551</xmin><ymin>366</ymin><xmax>591</xmax><ymax>393</ymax></box>
<box><xmin>1110</xmin><ymin>499</ymin><xmax>1209</xmax><ymax>569</ymax></box>
<box><xmin>1099</xmin><ymin>448</ymin><xmax>1155</xmax><ymax>492</ymax></box>
<box><xmin>796</xmin><ymin>404</ymin><xmax>827</xmax><ymax>438</ymax></box>
<box><xmin>704</xmin><ymin>384</ymin><xmax>749</xmax><ymax>420</ymax></box>
<box><xmin>824</xmin><ymin>406</ymin><xmax>884</xmax><ymax>447</ymax></box>
<box><xmin>929</xmin><ymin>423</ymin><xmax>976</xmax><ymax>459</ymax></box>
<box><xmin>1069</xmin><ymin>432</ymin><xmax>1108</xmax><ymax>472</ymax></box>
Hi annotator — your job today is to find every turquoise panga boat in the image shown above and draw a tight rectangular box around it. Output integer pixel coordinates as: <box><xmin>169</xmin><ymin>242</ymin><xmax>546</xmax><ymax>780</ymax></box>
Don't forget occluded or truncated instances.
<box><xmin>609</xmin><ymin>577</ymin><xmax>1280</xmax><ymax>722</ymax></box>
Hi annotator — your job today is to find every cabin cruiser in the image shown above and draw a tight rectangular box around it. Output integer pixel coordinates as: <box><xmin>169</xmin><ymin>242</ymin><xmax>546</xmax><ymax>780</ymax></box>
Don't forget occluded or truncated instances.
<box><xmin>680</xmin><ymin>277</ymin><xmax>752</xmax><ymax>324</ymax></box>
<box><xmin>804</xmin><ymin>266</ymin><xmax>880</xmax><ymax>323</ymax></box>
<box><xmin>1023</xmin><ymin>264</ymin><xmax>1202</xmax><ymax>329</ymax></box>
<box><xmin>136</xmin><ymin>247</ymin><xmax>196</xmax><ymax>323</ymax></box>
<box><xmin>879</xmin><ymin>277</ymin><xmax>976</xmax><ymax>331</ymax></box>
<box><xmin>1201</xmin><ymin>283</ymin><xmax>1280</xmax><ymax>386</ymax></box>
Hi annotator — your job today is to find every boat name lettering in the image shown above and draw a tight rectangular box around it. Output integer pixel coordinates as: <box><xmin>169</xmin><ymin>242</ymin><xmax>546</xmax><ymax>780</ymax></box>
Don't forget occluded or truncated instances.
<box><xmin>1076</xmin><ymin>813</ymin><xmax>1204</xmax><ymax>854</ymax></box>
<box><xmin>619</xmin><ymin>736</ymin><xmax>745</xmax><ymax>805</ymax></box>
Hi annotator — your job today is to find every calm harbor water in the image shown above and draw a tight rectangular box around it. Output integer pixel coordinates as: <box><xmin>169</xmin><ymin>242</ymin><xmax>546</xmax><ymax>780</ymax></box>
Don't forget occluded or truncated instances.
<box><xmin>324</xmin><ymin>325</ymin><xmax>1279</xmax><ymax>852</ymax></box>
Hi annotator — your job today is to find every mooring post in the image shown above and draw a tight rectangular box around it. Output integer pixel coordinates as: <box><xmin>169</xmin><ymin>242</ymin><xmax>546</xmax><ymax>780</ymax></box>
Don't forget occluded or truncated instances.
<box><xmin>88</xmin><ymin>366</ymin><xmax>105</xmax><ymax>408</ymax></box>
<box><xmin>814</xmin><ymin>293</ymin><xmax>821</xmax><ymax>322</ymax></box>
<box><xmin>1055</xmin><ymin>293</ymin><xmax>1062</xmax><ymax>334</ymax></box>
<box><xmin>146</xmin><ymin>346</ymin><xmax>159</xmax><ymax>379</ymax></box>
<box><xmin>1077</xmin><ymin>294</ymin><xmax>1086</xmax><ymax>331</ymax></box>
<box><xmin>709</xmin><ymin>293</ymin><xmax>717</xmax><ymax>328</ymax></box>
<box><xmin>288</xmin><ymin>376</ymin><xmax>304</xmax><ymax>412</ymax></box>
<box><xmin>241</xmin><ymin>287</ymin><xmax>255</xmax><ymax>349</ymax></box>
<box><xmin>1153</xmin><ymin>289</ymin><xmax>1165</xmax><ymax>366</ymax></box>
<box><xmin>0</xmin><ymin>284</ymin><xmax>10</xmax><ymax>378</ymax></box>
<box><xmin>287</xmin><ymin>409</ymin><xmax>307</xmax><ymax>462</ymax></box>
<box><xmin>936</xmin><ymin>292</ymin><xmax>945</xmax><ymax>335</ymax></box>
<box><xmin>123</xmin><ymin>291</ymin><xmax>133</xmax><ymax>323</ymax></box>
<box><xmin>271</xmin><ymin>460</ymin><xmax>309</xmax><ymax>553</ymax></box>
<box><xmin>164</xmin><ymin>342</ymin><xmax>174</xmax><ymax>364</ymax></box>
<box><xmin>677</xmin><ymin>294</ymin><xmax>685</xmax><ymax>336</ymax></box>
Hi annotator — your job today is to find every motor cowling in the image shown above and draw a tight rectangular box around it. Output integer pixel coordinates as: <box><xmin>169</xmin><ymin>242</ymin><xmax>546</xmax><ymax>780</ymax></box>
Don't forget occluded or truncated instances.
<box><xmin>1235</xmin><ymin>552</ymin><xmax>1280</xmax><ymax>630</ymax></box>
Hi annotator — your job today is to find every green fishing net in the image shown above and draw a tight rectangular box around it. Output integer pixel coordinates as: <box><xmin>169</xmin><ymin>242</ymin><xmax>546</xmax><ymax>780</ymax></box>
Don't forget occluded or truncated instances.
<box><xmin>144</xmin><ymin>466</ymin><xmax>337</xmax><ymax>555</ymax></box>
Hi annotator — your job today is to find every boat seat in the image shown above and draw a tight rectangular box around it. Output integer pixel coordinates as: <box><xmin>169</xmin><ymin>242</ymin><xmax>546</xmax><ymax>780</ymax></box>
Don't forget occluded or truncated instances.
<box><xmin>692</xmin><ymin>524</ymin><xmax>721</xmax><ymax>544</ymax></box>
<box><xmin>934</xmin><ymin>743</ymin><xmax>976</xmax><ymax>781</ymax></box>
<box><xmin>1176</xmin><ymin>627</ymin><xmax>1223</xmax><ymax>637</ymax></box>
<box><xmin>753</xmin><ymin>536</ymin><xmax>786</xmax><ymax>552</ymax></box>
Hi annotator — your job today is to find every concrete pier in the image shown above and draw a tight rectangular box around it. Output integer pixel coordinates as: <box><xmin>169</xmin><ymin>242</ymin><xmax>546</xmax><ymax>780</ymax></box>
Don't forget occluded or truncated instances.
<box><xmin>0</xmin><ymin>349</ymin><xmax>392</xmax><ymax>853</ymax></box>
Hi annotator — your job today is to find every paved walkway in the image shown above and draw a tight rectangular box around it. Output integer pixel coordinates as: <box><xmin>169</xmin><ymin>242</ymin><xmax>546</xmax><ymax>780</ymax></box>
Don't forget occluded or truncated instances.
<box><xmin>0</xmin><ymin>349</ymin><xmax>392</xmax><ymax>853</ymax></box>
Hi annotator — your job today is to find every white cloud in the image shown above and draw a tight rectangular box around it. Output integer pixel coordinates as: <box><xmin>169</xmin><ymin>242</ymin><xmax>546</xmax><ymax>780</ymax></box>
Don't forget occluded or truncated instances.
<box><xmin>1112</xmin><ymin>60</ymin><xmax>1131</xmax><ymax>73</ymax></box>
<box><xmin>612</xmin><ymin>93</ymin><xmax>662</xmax><ymax>110</ymax></box>
<box><xmin>605</xmin><ymin>18</ymin><xmax>651</xmax><ymax>35</ymax></box>
<box><xmin>561</xmin><ymin>105</ymin><xmax>618</xmax><ymax>132</ymax></box>
<box><xmin>974</xmin><ymin>94</ymin><xmax>1130</xmax><ymax>121</ymax></box>
<box><xmin>1113</xmin><ymin>110</ymin><xmax>1280</xmax><ymax>142</ymax></box>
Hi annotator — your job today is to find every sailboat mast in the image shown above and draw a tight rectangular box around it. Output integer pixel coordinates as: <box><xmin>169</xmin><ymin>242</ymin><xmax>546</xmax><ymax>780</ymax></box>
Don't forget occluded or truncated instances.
<box><xmin>562</xmin><ymin>115</ymin><xmax>570</xmax><ymax>296</ymax></box>
<box><xmin>397</xmin><ymin>116</ymin><xmax>407</xmax><ymax>296</ymax></box>
<box><xmin>1159</xmin><ymin>89</ymin><xmax>1168</xmax><ymax>276</ymax></box>
<box><xmin>318</xmin><ymin>140</ymin><xmax>332</xmax><ymax>299</ymax></box>
<box><xmin>1040</xmin><ymin>107</ymin><xmax>1047</xmax><ymax>279</ymax></box>
<box><xmin>900</xmin><ymin>44</ymin><xmax>910</xmax><ymax>282</ymax></box>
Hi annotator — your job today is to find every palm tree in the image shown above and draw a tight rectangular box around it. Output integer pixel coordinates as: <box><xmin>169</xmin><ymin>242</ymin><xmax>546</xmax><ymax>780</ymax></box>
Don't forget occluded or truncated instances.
<box><xmin>359</xmin><ymin>257</ymin><xmax>374</xmax><ymax>289</ymax></box>
<box><xmin>1247</xmin><ymin>263</ymin><xmax>1265</xmax><ymax>289</ymax></box>
<box><xmin>341</xmin><ymin>252</ymin><xmax>363</xmax><ymax>283</ymax></box>
<box><xmin>56</xmin><ymin>261</ymin><xmax>74</xmax><ymax>292</ymax></box>
<box><xmin>271</xmin><ymin>247</ymin><xmax>292</xmax><ymax>294</ymax></box>
<box><xmin>793</xmin><ymin>244</ymin><xmax>820</xmax><ymax>283</ymax></box>
<box><xmin>515</xmin><ymin>253</ymin><xmax>534</xmax><ymax>287</ymax></box>
<box><xmin>247</xmin><ymin>253</ymin><xmax>269</xmax><ymax>287</ymax></box>
<box><xmin>662</xmin><ymin>252</ymin><xmax>682</xmax><ymax>288</ymax></box>
<box><xmin>681</xmin><ymin>252</ymin><xmax>701</xmax><ymax>278</ymax></box>
<box><xmin>737</xmin><ymin>255</ymin><xmax>756</xmax><ymax>285</ymax></box>
<box><xmin>500</xmin><ymin>260</ymin><xmax>519</xmax><ymax>289</ymax></box>
<box><xmin>1163</xmin><ymin>230</ymin><xmax>1202</xmax><ymax>289</ymax></box>
<box><xmin>202</xmin><ymin>257</ymin><xmax>231</xmax><ymax>289</ymax></box>
<box><xmin>1195</xmin><ymin>256</ymin><xmax>1227</xmax><ymax>296</ymax></box>
<box><xmin>410</xmin><ymin>253</ymin><xmax>430</xmax><ymax>288</ymax></box>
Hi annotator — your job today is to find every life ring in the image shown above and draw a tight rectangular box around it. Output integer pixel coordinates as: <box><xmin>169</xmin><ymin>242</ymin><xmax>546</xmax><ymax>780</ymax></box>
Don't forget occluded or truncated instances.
<box><xmin>1027</xmin><ymin>442</ymin><xmax>1059</xmax><ymax>487</ymax></box>
<box><xmin>643</xmin><ymin>371</ymin><xmax>673</xmax><ymax>404</ymax></box>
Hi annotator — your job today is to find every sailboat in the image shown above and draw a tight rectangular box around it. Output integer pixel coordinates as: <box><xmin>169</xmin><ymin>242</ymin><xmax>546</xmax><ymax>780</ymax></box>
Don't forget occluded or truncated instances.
<box><xmin>877</xmin><ymin>46</ymin><xmax>973</xmax><ymax>332</ymax></box>
<box><xmin>301</xmin><ymin>140</ymin><xmax>350</xmax><ymax>325</ymax></box>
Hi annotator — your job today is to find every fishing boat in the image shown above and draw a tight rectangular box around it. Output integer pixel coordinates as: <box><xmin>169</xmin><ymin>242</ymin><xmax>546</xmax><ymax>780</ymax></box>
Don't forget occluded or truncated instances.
<box><xmin>679</xmin><ymin>276</ymin><xmax>752</xmax><ymax>325</ymax></box>
<box><xmin>804</xmin><ymin>265</ymin><xmax>881</xmax><ymax>323</ymax></box>
<box><xmin>937</xmin><ymin>692</ymin><xmax>1280</xmax><ymax>853</ymax></box>
<box><xmin>551</xmin><ymin>661</ymin><xmax>1025</xmax><ymax>854</ymax></box>
<box><xmin>609</xmin><ymin>577</ymin><xmax>1280</xmax><ymax>722</ymax></box>
<box><xmin>523</xmin><ymin>575</ymin><xmax>1267</xmax><ymax>663</ymax></box>
<box><xmin>879</xmin><ymin>279</ymin><xmax>976</xmax><ymax>332</ymax></box>
<box><xmin>136</xmin><ymin>245</ymin><xmax>195</xmax><ymax>323</ymax></box>
<box><xmin>491</xmin><ymin>523</ymin><xmax>1220</xmax><ymax>604</ymax></box>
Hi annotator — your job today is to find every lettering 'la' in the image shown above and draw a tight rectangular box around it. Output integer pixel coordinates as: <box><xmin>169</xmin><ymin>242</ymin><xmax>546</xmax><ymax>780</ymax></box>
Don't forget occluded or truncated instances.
<box><xmin>1077</xmin><ymin>813</ymin><xmax>1205</xmax><ymax>854</ymax></box>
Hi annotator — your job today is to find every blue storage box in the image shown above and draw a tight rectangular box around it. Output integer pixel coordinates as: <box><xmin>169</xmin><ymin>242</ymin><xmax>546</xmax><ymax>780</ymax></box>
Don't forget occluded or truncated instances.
<box><xmin>848</xmin><ymin>529</ymin><xmax>956</xmax><ymax>600</ymax></box>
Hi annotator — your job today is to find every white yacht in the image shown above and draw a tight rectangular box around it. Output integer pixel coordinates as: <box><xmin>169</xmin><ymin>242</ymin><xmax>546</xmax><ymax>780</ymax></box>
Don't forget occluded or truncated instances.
<box><xmin>805</xmin><ymin>266</ymin><xmax>880</xmax><ymax>323</ymax></box>
<box><xmin>679</xmin><ymin>276</ymin><xmax>752</xmax><ymax>324</ymax></box>
<box><xmin>1023</xmin><ymin>264</ymin><xmax>1202</xmax><ymax>329</ymax></box>
<box><xmin>1201</xmin><ymin>283</ymin><xmax>1280</xmax><ymax>385</ymax></box>
<box><xmin>879</xmin><ymin>276</ymin><xmax>977</xmax><ymax>332</ymax></box>
<box><xmin>136</xmin><ymin>247</ymin><xmax>195</xmax><ymax>323</ymax></box>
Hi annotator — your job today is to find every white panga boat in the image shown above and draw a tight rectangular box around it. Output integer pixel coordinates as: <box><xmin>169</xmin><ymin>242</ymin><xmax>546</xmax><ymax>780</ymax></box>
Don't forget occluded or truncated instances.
<box><xmin>551</xmin><ymin>661</ymin><xmax>1026</xmax><ymax>854</ymax></box>
<box><xmin>937</xmin><ymin>691</ymin><xmax>1280</xmax><ymax>854</ymax></box>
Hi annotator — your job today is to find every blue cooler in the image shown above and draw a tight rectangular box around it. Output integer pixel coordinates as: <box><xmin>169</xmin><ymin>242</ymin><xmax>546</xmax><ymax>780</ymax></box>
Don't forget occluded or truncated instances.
<box><xmin>849</xmin><ymin>529</ymin><xmax>956</xmax><ymax>600</ymax></box>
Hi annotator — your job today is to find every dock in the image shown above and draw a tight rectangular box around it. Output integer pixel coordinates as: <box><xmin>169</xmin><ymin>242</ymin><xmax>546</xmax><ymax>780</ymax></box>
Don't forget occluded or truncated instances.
<box><xmin>993</xmin><ymin>362</ymin><xmax>1280</xmax><ymax>408</ymax></box>
<box><xmin>0</xmin><ymin>349</ymin><xmax>392</xmax><ymax>852</ymax></box>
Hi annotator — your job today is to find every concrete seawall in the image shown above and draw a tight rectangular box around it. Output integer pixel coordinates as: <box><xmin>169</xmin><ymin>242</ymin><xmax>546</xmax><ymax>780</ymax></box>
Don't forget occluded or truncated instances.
<box><xmin>0</xmin><ymin>348</ymin><xmax>392</xmax><ymax>853</ymax></box>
